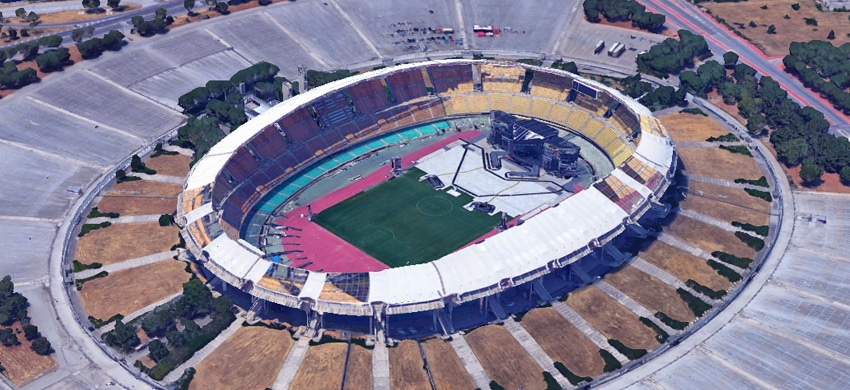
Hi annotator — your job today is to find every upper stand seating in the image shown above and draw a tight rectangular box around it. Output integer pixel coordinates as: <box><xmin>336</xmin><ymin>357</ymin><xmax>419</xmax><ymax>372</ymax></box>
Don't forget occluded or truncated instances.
<box><xmin>428</xmin><ymin>64</ymin><xmax>474</xmax><ymax>94</ymax></box>
<box><xmin>481</xmin><ymin>64</ymin><xmax>524</xmax><ymax>93</ymax></box>
<box><xmin>530</xmin><ymin>71</ymin><xmax>573</xmax><ymax>100</ymax></box>
<box><xmin>386</xmin><ymin>69</ymin><xmax>429</xmax><ymax>103</ymax></box>
<box><xmin>594</xmin><ymin>175</ymin><xmax>644</xmax><ymax>214</ymax></box>
<box><xmin>349</xmin><ymin>79</ymin><xmax>392</xmax><ymax>114</ymax></box>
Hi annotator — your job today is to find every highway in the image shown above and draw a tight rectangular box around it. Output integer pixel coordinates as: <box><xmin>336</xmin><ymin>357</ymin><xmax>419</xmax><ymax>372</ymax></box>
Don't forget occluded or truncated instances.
<box><xmin>641</xmin><ymin>0</ymin><xmax>849</xmax><ymax>136</ymax></box>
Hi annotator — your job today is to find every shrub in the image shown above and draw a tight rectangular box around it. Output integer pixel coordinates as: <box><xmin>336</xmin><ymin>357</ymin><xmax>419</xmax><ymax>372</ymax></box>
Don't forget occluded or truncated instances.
<box><xmin>767</xmin><ymin>24</ymin><xmax>776</xmax><ymax>34</ymax></box>
<box><xmin>599</xmin><ymin>349</ymin><xmax>622</xmax><ymax>372</ymax></box>
<box><xmin>735</xmin><ymin>231</ymin><xmax>765</xmax><ymax>250</ymax></box>
<box><xmin>554</xmin><ymin>361</ymin><xmax>591</xmax><ymax>385</ymax></box>
<box><xmin>791</xmin><ymin>3</ymin><xmax>800</xmax><ymax>10</ymax></box>
<box><xmin>706</xmin><ymin>133</ymin><xmax>739</xmax><ymax>142</ymax></box>
<box><xmin>744</xmin><ymin>188</ymin><xmax>772</xmax><ymax>202</ymax></box>
<box><xmin>731</xmin><ymin>222</ymin><xmax>769</xmax><ymax>237</ymax></box>
<box><xmin>720</xmin><ymin>144</ymin><xmax>752</xmax><ymax>156</ymax></box>
<box><xmin>115</xmin><ymin>169</ymin><xmax>141</xmax><ymax>183</ymax></box>
<box><xmin>489</xmin><ymin>380</ymin><xmax>506</xmax><ymax>390</ymax></box>
<box><xmin>78</xmin><ymin>222</ymin><xmax>111</xmax><ymax>237</ymax></box>
<box><xmin>87</xmin><ymin>207</ymin><xmax>119</xmax><ymax>219</ymax></box>
<box><xmin>639</xmin><ymin>317</ymin><xmax>669</xmax><ymax>343</ymax></box>
<box><xmin>655</xmin><ymin>312</ymin><xmax>688</xmax><ymax>330</ymax></box>
<box><xmin>712</xmin><ymin>251</ymin><xmax>754</xmax><ymax>268</ymax></box>
<box><xmin>707</xmin><ymin>260</ymin><xmax>742</xmax><ymax>282</ymax></box>
<box><xmin>676</xmin><ymin>288</ymin><xmax>711</xmax><ymax>317</ymax></box>
<box><xmin>76</xmin><ymin>271</ymin><xmax>108</xmax><ymax>290</ymax></box>
<box><xmin>608</xmin><ymin>339</ymin><xmax>647</xmax><ymax>360</ymax></box>
<box><xmin>23</xmin><ymin>324</ymin><xmax>39</xmax><ymax>341</ymax></box>
<box><xmin>174</xmin><ymin>367</ymin><xmax>196</xmax><ymax>390</ymax></box>
<box><xmin>685</xmin><ymin>279</ymin><xmax>726</xmax><ymax>299</ymax></box>
<box><xmin>150</xmin><ymin>143</ymin><xmax>179</xmax><ymax>157</ymax></box>
<box><xmin>73</xmin><ymin>260</ymin><xmax>102</xmax><ymax>272</ymax></box>
<box><xmin>30</xmin><ymin>336</ymin><xmax>51</xmax><ymax>355</ymax></box>
<box><xmin>804</xmin><ymin>18</ymin><xmax>817</xmax><ymax>26</ymax></box>
<box><xmin>735</xmin><ymin>176</ymin><xmax>769</xmax><ymax>188</ymax></box>
<box><xmin>680</xmin><ymin>107</ymin><xmax>708</xmax><ymax>116</ymax></box>
<box><xmin>88</xmin><ymin>314</ymin><xmax>123</xmax><ymax>329</ymax></box>
<box><xmin>543</xmin><ymin>371</ymin><xmax>561</xmax><ymax>390</ymax></box>
<box><xmin>130</xmin><ymin>154</ymin><xmax>156</xmax><ymax>175</ymax></box>
<box><xmin>159</xmin><ymin>214</ymin><xmax>174</xmax><ymax>227</ymax></box>
<box><xmin>0</xmin><ymin>328</ymin><xmax>19</xmax><ymax>346</ymax></box>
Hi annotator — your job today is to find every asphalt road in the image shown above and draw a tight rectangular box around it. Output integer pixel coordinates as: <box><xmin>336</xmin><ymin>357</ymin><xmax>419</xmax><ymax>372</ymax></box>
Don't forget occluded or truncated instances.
<box><xmin>640</xmin><ymin>0</ymin><xmax>849</xmax><ymax>137</ymax></box>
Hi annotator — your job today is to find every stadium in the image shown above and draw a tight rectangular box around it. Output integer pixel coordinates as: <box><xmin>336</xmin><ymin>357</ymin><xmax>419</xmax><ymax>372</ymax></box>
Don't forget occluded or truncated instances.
<box><xmin>179</xmin><ymin>60</ymin><xmax>677</xmax><ymax>339</ymax></box>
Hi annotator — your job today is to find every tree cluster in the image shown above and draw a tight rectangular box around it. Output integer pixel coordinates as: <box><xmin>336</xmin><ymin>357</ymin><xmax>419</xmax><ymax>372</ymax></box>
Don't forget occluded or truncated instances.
<box><xmin>306</xmin><ymin>69</ymin><xmax>355</xmax><ymax>88</ymax></box>
<box><xmin>636</xmin><ymin>30</ymin><xmax>711</xmax><ymax>78</ymax></box>
<box><xmin>102</xmin><ymin>319</ymin><xmax>140</xmax><ymax>353</ymax></box>
<box><xmin>35</xmin><ymin>48</ymin><xmax>71</xmax><ymax>72</ymax></box>
<box><xmin>0</xmin><ymin>61</ymin><xmax>37</xmax><ymax>90</ymax></box>
<box><xmin>0</xmin><ymin>276</ymin><xmax>27</xmax><ymax>326</ymax></box>
<box><xmin>582</xmin><ymin>0</ymin><xmax>666</xmax><ymax>32</ymax></box>
<box><xmin>783</xmin><ymin>40</ymin><xmax>850</xmax><ymax>114</ymax></box>
<box><xmin>131</xmin><ymin>8</ymin><xmax>173</xmax><ymax>37</ymax></box>
<box><xmin>77</xmin><ymin>30</ymin><xmax>125</xmax><ymax>59</ymax></box>
<box><xmin>178</xmin><ymin>61</ymin><xmax>280</xmax><ymax>111</ymax></box>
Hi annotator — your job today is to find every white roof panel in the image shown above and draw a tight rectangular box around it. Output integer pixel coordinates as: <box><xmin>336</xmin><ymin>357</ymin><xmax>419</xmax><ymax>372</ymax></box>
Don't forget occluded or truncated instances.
<box><xmin>184</xmin><ymin>202</ymin><xmax>214</xmax><ymax>224</ymax></box>
<box><xmin>635</xmin><ymin>131</ymin><xmax>674</xmax><ymax>169</ymax></box>
<box><xmin>299</xmin><ymin>272</ymin><xmax>327</xmax><ymax>299</ymax></box>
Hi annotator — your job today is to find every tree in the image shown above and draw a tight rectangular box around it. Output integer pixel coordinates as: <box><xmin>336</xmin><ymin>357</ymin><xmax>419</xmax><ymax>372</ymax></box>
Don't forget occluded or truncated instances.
<box><xmin>23</xmin><ymin>324</ymin><xmax>39</xmax><ymax>341</ymax></box>
<box><xmin>101</xmin><ymin>30</ymin><xmax>124</xmax><ymax>50</ymax></box>
<box><xmin>632</xmin><ymin>11</ymin><xmax>665</xmax><ymax>32</ymax></box>
<box><xmin>678</xmin><ymin>70</ymin><xmax>704</xmax><ymax>96</ymax></box>
<box><xmin>7</xmin><ymin>28</ymin><xmax>17</xmax><ymax>41</ymax></box>
<box><xmin>30</xmin><ymin>336</ymin><xmax>51</xmax><ymax>355</ymax></box>
<box><xmin>767</xmin><ymin>25</ymin><xmax>776</xmax><ymax>34</ymax></box>
<box><xmin>82</xmin><ymin>0</ymin><xmax>101</xmax><ymax>12</ymax></box>
<box><xmin>746</xmin><ymin>113</ymin><xmax>766</xmax><ymax>135</ymax></box>
<box><xmin>107</xmin><ymin>0</ymin><xmax>121</xmax><ymax>10</ymax></box>
<box><xmin>147</xmin><ymin>339</ymin><xmax>169</xmax><ymax>362</ymax></box>
<box><xmin>26</xmin><ymin>11</ymin><xmax>39</xmax><ymax>27</ymax></box>
<box><xmin>799</xmin><ymin>160</ymin><xmax>823</xmax><ymax>185</ymax></box>
<box><xmin>158</xmin><ymin>214</ymin><xmax>173</xmax><ymax>226</ymax></box>
<box><xmin>583</xmin><ymin>0</ymin><xmax>601</xmax><ymax>23</ymax></box>
<box><xmin>827</xmin><ymin>30</ymin><xmax>835</xmax><ymax>40</ymax></box>
<box><xmin>748</xmin><ymin>21</ymin><xmax>756</xmax><ymax>28</ymax></box>
<box><xmin>723</xmin><ymin>51</ymin><xmax>738</xmax><ymax>68</ymax></box>
<box><xmin>775</xmin><ymin>137</ymin><xmax>809</xmax><ymax>166</ymax></box>
<box><xmin>791</xmin><ymin>3</ymin><xmax>800</xmax><ymax>10</ymax></box>
<box><xmin>155</xmin><ymin>7</ymin><xmax>167</xmax><ymax>19</ymax></box>
<box><xmin>215</xmin><ymin>2</ymin><xmax>228</xmax><ymax>13</ymax></box>
<box><xmin>184</xmin><ymin>0</ymin><xmax>195</xmax><ymax>13</ymax></box>
<box><xmin>176</xmin><ymin>279</ymin><xmax>213</xmax><ymax>319</ymax></box>
<box><xmin>101</xmin><ymin>320</ymin><xmax>139</xmax><ymax>353</ymax></box>
<box><xmin>38</xmin><ymin>35</ymin><xmax>63</xmax><ymax>48</ymax></box>
<box><xmin>71</xmin><ymin>27</ymin><xmax>95</xmax><ymax>43</ymax></box>
<box><xmin>0</xmin><ymin>328</ymin><xmax>19</xmax><ymax>346</ymax></box>
<box><xmin>35</xmin><ymin>48</ymin><xmax>71</xmax><ymax>72</ymax></box>
<box><xmin>840</xmin><ymin>166</ymin><xmax>850</xmax><ymax>184</ymax></box>
<box><xmin>14</xmin><ymin>8</ymin><xmax>25</xmax><ymax>19</ymax></box>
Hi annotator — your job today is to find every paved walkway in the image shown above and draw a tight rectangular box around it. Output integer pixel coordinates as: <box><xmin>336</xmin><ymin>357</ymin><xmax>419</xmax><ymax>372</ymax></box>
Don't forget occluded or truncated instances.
<box><xmin>675</xmin><ymin>141</ymin><xmax>744</xmax><ymax>148</ymax></box>
<box><xmin>503</xmin><ymin>319</ymin><xmax>572</xmax><ymax>388</ymax></box>
<box><xmin>162</xmin><ymin>319</ymin><xmax>243</xmax><ymax>382</ymax></box>
<box><xmin>676</xmin><ymin>209</ymin><xmax>741</xmax><ymax>234</ymax></box>
<box><xmin>161</xmin><ymin>144</ymin><xmax>193</xmax><ymax>156</ymax></box>
<box><xmin>686</xmin><ymin>174</ymin><xmax>760</xmax><ymax>190</ymax></box>
<box><xmin>630</xmin><ymin>257</ymin><xmax>720</xmax><ymax>304</ymax></box>
<box><xmin>594</xmin><ymin>280</ymin><xmax>677</xmax><ymax>335</ymax></box>
<box><xmin>272</xmin><ymin>336</ymin><xmax>310</xmax><ymax>390</ymax></box>
<box><xmin>371</xmin><ymin>343</ymin><xmax>390</xmax><ymax>390</ymax></box>
<box><xmin>135</xmin><ymin>173</ymin><xmax>185</xmax><ymax>185</ymax></box>
<box><xmin>551</xmin><ymin>302</ymin><xmax>628</xmax><ymax>363</ymax></box>
<box><xmin>86</xmin><ymin>214</ymin><xmax>162</xmax><ymax>225</ymax></box>
<box><xmin>449</xmin><ymin>334</ymin><xmax>491</xmax><ymax>390</ymax></box>
<box><xmin>656</xmin><ymin>232</ymin><xmax>713</xmax><ymax>260</ymax></box>
<box><xmin>75</xmin><ymin>250</ymin><xmax>176</xmax><ymax>278</ymax></box>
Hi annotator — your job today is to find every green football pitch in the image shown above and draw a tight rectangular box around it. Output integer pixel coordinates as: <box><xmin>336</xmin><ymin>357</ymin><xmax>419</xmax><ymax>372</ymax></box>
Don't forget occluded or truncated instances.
<box><xmin>313</xmin><ymin>168</ymin><xmax>503</xmax><ymax>268</ymax></box>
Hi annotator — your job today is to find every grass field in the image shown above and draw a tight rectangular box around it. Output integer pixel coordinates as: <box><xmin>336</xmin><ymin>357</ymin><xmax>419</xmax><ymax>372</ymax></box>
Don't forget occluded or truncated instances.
<box><xmin>567</xmin><ymin>286</ymin><xmax>659</xmax><ymax>350</ymax></box>
<box><xmin>145</xmin><ymin>154</ymin><xmax>192</xmax><ymax>177</ymax></box>
<box><xmin>79</xmin><ymin>260</ymin><xmax>190</xmax><ymax>320</ymax></box>
<box><xmin>0</xmin><ymin>322</ymin><xmax>56</xmax><ymax>386</ymax></box>
<box><xmin>679</xmin><ymin>194</ymin><xmax>770</xmax><ymax>226</ymax></box>
<box><xmin>290</xmin><ymin>342</ymin><xmax>347</xmax><ymax>390</ymax></box>
<box><xmin>421</xmin><ymin>339</ymin><xmax>477</xmax><ymax>390</ymax></box>
<box><xmin>666</xmin><ymin>215</ymin><xmax>756</xmax><ymax>259</ymax></box>
<box><xmin>464</xmin><ymin>325</ymin><xmax>545</xmax><ymax>390</ymax></box>
<box><xmin>640</xmin><ymin>241</ymin><xmax>731</xmax><ymax>292</ymax></box>
<box><xmin>658</xmin><ymin>113</ymin><xmax>731</xmax><ymax>142</ymax></box>
<box><xmin>76</xmin><ymin>222</ymin><xmax>179</xmax><ymax>266</ymax></box>
<box><xmin>388</xmin><ymin>340</ymin><xmax>431</xmax><ymax>390</ymax></box>
<box><xmin>190</xmin><ymin>326</ymin><xmax>293</xmax><ymax>390</ymax></box>
<box><xmin>689</xmin><ymin>181</ymin><xmax>771</xmax><ymax>212</ymax></box>
<box><xmin>343</xmin><ymin>344</ymin><xmax>372</xmax><ymax>390</ymax></box>
<box><xmin>605</xmin><ymin>265</ymin><xmax>695</xmax><ymax>323</ymax></box>
<box><xmin>96</xmin><ymin>196</ymin><xmax>178</xmax><ymax>216</ymax></box>
<box><xmin>677</xmin><ymin>147</ymin><xmax>764</xmax><ymax>182</ymax></box>
<box><xmin>314</xmin><ymin>168</ymin><xmax>502</xmax><ymax>267</ymax></box>
<box><xmin>107</xmin><ymin>180</ymin><xmax>183</xmax><ymax>198</ymax></box>
<box><xmin>520</xmin><ymin>307</ymin><xmax>605</xmax><ymax>377</ymax></box>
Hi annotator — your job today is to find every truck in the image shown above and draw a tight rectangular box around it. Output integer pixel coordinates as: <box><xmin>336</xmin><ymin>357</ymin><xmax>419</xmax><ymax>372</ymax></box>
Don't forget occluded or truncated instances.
<box><xmin>608</xmin><ymin>42</ymin><xmax>625</xmax><ymax>58</ymax></box>
<box><xmin>594</xmin><ymin>40</ymin><xmax>605</xmax><ymax>54</ymax></box>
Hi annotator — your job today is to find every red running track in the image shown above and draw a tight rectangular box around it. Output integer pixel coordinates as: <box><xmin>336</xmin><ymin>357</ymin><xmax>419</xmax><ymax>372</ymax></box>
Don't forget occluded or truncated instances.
<box><xmin>273</xmin><ymin>130</ymin><xmax>482</xmax><ymax>273</ymax></box>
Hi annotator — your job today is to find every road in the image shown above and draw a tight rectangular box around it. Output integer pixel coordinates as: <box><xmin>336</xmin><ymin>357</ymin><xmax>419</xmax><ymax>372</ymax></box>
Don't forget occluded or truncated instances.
<box><xmin>640</xmin><ymin>0</ymin><xmax>849</xmax><ymax>137</ymax></box>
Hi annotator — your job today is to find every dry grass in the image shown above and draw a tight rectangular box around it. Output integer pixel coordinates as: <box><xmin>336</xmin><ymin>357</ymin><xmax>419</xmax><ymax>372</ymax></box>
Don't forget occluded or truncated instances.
<box><xmin>76</xmin><ymin>222</ymin><xmax>178</xmax><ymax>266</ymax></box>
<box><xmin>12</xmin><ymin>4</ymin><xmax>142</xmax><ymax>25</ymax></box>
<box><xmin>96</xmin><ymin>196</ymin><xmax>178</xmax><ymax>216</ymax></box>
<box><xmin>388</xmin><ymin>340</ymin><xmax>431</xmax><ymax>390</ymax></box>
<box><xmin>658</xmin><ymin>113</ymin><xmax>731</xmax><ymax>142</ymax></box>
<box><xmin>640</xmin><ymin>241</ymin><xmax>731</xmax><ymax>292</ymax></box>
<box><xmin>605</xmin><ymin>265</ymin><xmax>695</xmax><ymax>323</ymax></box>
<box><xmin>465</xmin><ymin>325</ymin><xmax>545</xmax><ymax>390</ymax></box>
<box><xmin>145</xmin><ymin>154</ymin><xmax>192</xmax><ymax>178</ymax></box>
<box><xmin>705</xmin><ymin>0</ymin><xmax>850</xmax><ymax>57</ymax></box>
<box><xmin>665</xmin><ymin>214</ymin><xmax>756</xmax><ymax>259</ymax></box>
<box><xmin>0</xmin><ymin>323</ymin><xmax>56</xmax><ymax>386</ymax></box>
<box><xmin>79</xmin><ymin>260</ymin><xmax>190</xmax><ymax>320</ymax></box>
<box><xmin>290</xmin><ymin>342</ymin><xmax>347</xmax><ymax>390</ymax></box>
<box><xmin>680</xmin><ymin>194</ymin><xmax>770</xmax><ymax>226</ymax></box>
<box><xmin>421</xmin><ymin>338</ymin><xmax>477</xmax><ymax>390</ymax></box>
<box><xmin>520</xmin><ymin>307</ymin><xmax>605</xmax><ymax>377</ymax></box>
<box><xmin>678</xmin><ymin>147</ymin><xmax>764</xmax><ymax>182</ymax></box>
<box><xmin>567</xmin><ymin>286</ymin><xmax>659</xmax><ymax>350</ymax></box>
<box><xmin>343</xmin><ymin>344</ymin><xmax>372</xmax><ymax>390</ymax></box>
<box><xmin>107</xmin><ymin>180</ymin><xmax>182</xmax><ymax>198</ymax></box>
<box><xmin>689</xmin><ymin>181</ymin><xmax>771</xmax><ymax>212</ymax></box>
<box><xmin>190</xmin><ymin>326</ymin><xmax>294</xmax><ymax>390</ymax></box>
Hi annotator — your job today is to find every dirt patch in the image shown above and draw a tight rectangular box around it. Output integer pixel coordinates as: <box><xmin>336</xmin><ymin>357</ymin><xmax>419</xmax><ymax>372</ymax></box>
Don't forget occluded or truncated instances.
<box><xmin>169</xmin><ymin>0</ymin><xmax>289</xmax><ymax>29</ymax></box>
<box><xmin>688</xmin><ymin>181</ymin><xmax>772</xmax><ymax>213</ymax></box>
<box><xmin>13</xmin><ymin>4</ymin><xmax>142</xmax><ymax>25</ymax></box>
<box><xmin>0</xmin><ymin>322</ymin><xmax>56</xmax><ymax>386</ymax></box>
<box><xmin>680</xmin><ymin>195</ymin><xmax>770</xmax><ymax>226</ymax></box>
<box><xmin>388</xmin><ymin>340</ymin><xmax>430</xmax><ymax>390</ymax></box>
<box><xmin>520</xmin><ymin>307</ymin><xmax>605</xmax><ymax>377</ymax></box>
<box><xmin>605</xmin><ymin>265</ymin><xmax>695</xmax><ymax>323</ymax></box>
<box><xmin>96</xmin><ymin>196</ymin><xmax>178</xmax><ymax>216</ymax></box>
<box><xmin>785</xmin><ymin>164</ymin><xmax>850</xmax><ymax>194</ymax></box>
<box><xmin>145</xmin><ymin>154</ymin><xmax>192</xmax><ymax>178</ymax></box>
<box><xmin>593</xmin><ymin>18</ymin><xmax>676</xmax><ymax>37</ymax></box>
<box><xmin>640</xmin><ymin>241</ymin><xmax>731</xmax><ymax>291</ymax></box>
<box><xmin>659</xmin><ymin>113</ymin><xmax>732</xmax><ymax>142</ymax></box>
<box><xmin>343</xmin><ymin>344</ymin><xmax>372</xmax><ymax>390</ymax></box>
<box><xmin>677</xmin><ymin>147</ymin><xmax>763</xmax><ymax>181</ymax></box>
<box><xmin>79</xmin><ymin>260</ymin><xmax>190</xmax><ymax>320</ymax></box>
<box><xmin>464</xmin><ymin>324</ymin><xmax>545</xmax><ymax>390</ymax></box>
<box><xmin>567</xmin><ymin>286</ymin><xmax>658</xmax><ymax>350</ymax></box>
<box><xmin>706</xmin><ymin>92</ymin><xmax>749</xmax><ymax>126</ymax></box>
<box><xmin>291</xmin><ymin>342</ymin><xmax>347</xmax><ymax>390</ymax></box>
<box><xmin>704</xmin><ymin>0</ymin><xmax>850</xmax><ymax>57</ymax></box>
<box><xmin>665</xmin><ymin>214</ymin><xmax>756</xmax><ymax>259</ymax></box>
<box><xmin>107</xmin><ymin>180</ymin><xmax>182</xmax><ymax>198</ymax></box>
<box><xmin>76</xmin><ymin>222</ymin><xmax>178</xmax><ymax>266</ymax></box>
<box><xmin>190</xmin><ymin>326</ymin><xmax>293</xmax><ymax>390</ymax></box>
<box><xmin>421</xmin><ymin>338</ymin><xmax>477</xmax><ymax>390</ymax></box>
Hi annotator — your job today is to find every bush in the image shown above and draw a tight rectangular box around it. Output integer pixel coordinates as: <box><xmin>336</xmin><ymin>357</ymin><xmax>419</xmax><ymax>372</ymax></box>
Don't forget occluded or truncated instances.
<box><xmin>735</xmin><ymin>176</ymin><xmax>769</xmax><ymax>188</ymax></box>
<box><xmin>78</xmin><ymin>222</ymin><xmax>111</xmax><ymax>237</ymax></box>
<box><xmin>804</xmin><ymin>18</ymin><xmax>817</xmax><ymax>26</ymax></box>
<box><xmin>735</xmin><ymin>231</ymin><xmax>765</xmax><ymax>250</ymax></box>
<box><xmin>731</xmin><ymin>222</ymin><xmax>769</xmax><ymax>236</ymax></box>
<box><xmin>791</xmin><ymin>3</ymin><xmax>800</xmax><ymax>10</ymax></box>
<box><xmin>35</xmin><ymin>48</ymin><xmax>71</xmax><ymax>72</ymax></box>
<box><xmin>87</xmin><ymin>207</ymin><xmax>119</xmax><ymax>219</ymax></box>
<box><xmin>685</xmin><ymin>279</ymin><xmax>726</xmax><ymax>299</ymax></box>
<box><xmin>719</xmin><ymin>144</ymin><xmax>752</xmax><ymax>156</ymax></box>
<box><xmin>101</xmin><ymin>320</ymin><xmax>139</xmax><ymax>353</ymax></box>
<box><xmin>712</xmin><ymin>251</ymin><xmax>754</xmax><ymax>268</ymax></box>
<box><xmin>73</xmin><ymin>260</ymin><xmax>102</xmax><ymax>272</ymax></box>
<box><xmin>676</xmin><ymin>288</ymin><xmax>711</xmax><ymax>317</ymax></box>
<box><xmin>174</xmin><ymin>367</ymin><xmax>196</xmax><ymax>390</ymax></box>
<box><xmin>680</xmin><ymin>107</ymin><xmax>708</xmax><ymax>116</ymax></box>
<box><xmin>543</xmin><ymin>371</ymin><xmax>561</xmax><ymax>390</ymax></box>
<box><xmin>655</xmin><ymin>312</ymin><xmax>688</xmax><ymax>330</ymax></box>
<box><xmin>489</xmin><ymin>380</ymin><xmax>505</xmax><ymax>390</ymax></box>
<box><xmin>148</xmin><ymin>339</ymin><xmax>169</xmax><ymax>362</ymax></box>
<box><xmin>608</xmin><ymin>339</ymin><xmax>647</xmax><ymax>360</ymax></box>
<box><xmin>707</xmin><ymin>260</ymin><xmax>742</xmax><ymax>282</ymax></box>
<box><xmin>306</xmin><ymin>69</ymin><xmax>355</xmax><ymax>88</ymax></box>
<box><xmin>23</xmin><ymin>324</ymin><xmax>39</xmax><ymax>341</ymax></box>
<box><xmin>0</xmin><ymin>328</ymin><xmax>19</xmax><ymax>346</ymax></box>
<box><xmin>75</xmin><ymin>271</ymin><xmax>108</xmax><ymax>290</ymax></box>
<box><xmin>115</xmin><ymin>169</ymin><xmax>141</xmax><ymax>183</ymax></box>
<box><xmin>30</xmin><ymin>336</ymin><xmax>51</xmax><ymax>355</ymax></box>
<box><xmin>554</xmin><ymin>361</ymin><xmax>592</xmax><ymax>385</ymax></box>
<box><xmin>159</xmin><ymin>214</ymin><xmax>174</xmax><ymax>227</ymax></box>
<box><xmin>639</xmin><ymin>317</ymin><xmax>669</xmax><ymax>343</ymax></box>
<box><xmin>599</xmin><ymin>349</ymin><xmax>622</xmax><ymax>372</ymax></box>
<box><xmin>88</xmin><ymin>314</ymin><xmax>123</xmax><ymax>329</ymax></box>
<box><xmin>744</xmin><ymin>188</ymin><xmax>772</xmax><ymax>202</ymax></box>
<box><xmin>130</xmin><ymin>154</ymin><xmax>156</xmax><ymax>175</ymax></box>
<box><xmin>706</xmin><ymin>133</ymin><xmax>739</xmax><ymax>142</ymax></box>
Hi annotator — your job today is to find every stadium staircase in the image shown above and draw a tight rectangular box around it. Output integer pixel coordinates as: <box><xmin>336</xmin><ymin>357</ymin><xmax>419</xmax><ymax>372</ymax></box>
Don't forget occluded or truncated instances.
<box><xmin>436</xmin><ymin>310</ymin><xmax>455</xmax><ymax>335</ymax></box>
<box><xmin>532</xmin><ymin>279</ymin><xmax>554</xmax><ymax>302</ymax></box>
<box><xmin>487</xmin><ymin>296</ymin><xmax>508</xmax><ymax>320</ymax></box>
<box><xmin>569</xmin><ymin>262</ymin><xmax>593</xmax><ymax>284</ymax></box>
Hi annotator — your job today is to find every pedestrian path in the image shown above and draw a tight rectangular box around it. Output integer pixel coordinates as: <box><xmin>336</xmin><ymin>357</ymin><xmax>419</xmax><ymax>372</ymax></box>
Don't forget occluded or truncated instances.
<box><xmin>75</xmin><ymin>250</ymin><xmax>176</xmax><ymax>279</ymax></box>
<box><xmin>371</xmin><ymin>343</ymin><xmax>390</xmax><ymax>390</ymax></box>
<box><xmin>449</xmin><ymin>334</ymin><xmax>491</xmax><ymax>390</ymax></box>
<box><xmin>503</xmin><ymin>318</ymin><xmax>572</xmax><ymax>388</ymax></box>
<box><xmin>676</xmin><ymin>209</ymin><xmax>741</xmax><ymax>233</ymax></box>
<box><xmin>162</xmin><ymin>319</ymin><xmax>243</xmax><ymax>382</ymax></box>
<box><xmin>272</xmin><ymin>336</ymin><xmax>310</xmax><ymax>390</ymax></box>
<box><xmin>551</xmin><ymin>302</ymin><xmax>628</xmax><ymax>363</ymax></box>
<box><xmin>594</xmin><ymin>280</ymin><xmax>676</xmax><ymax>335</ymax></box>
<box><xmin>630</xmin><ymin>257</ymin><xmax>719</xmax><ymax>304</ymax></box>
<box><xmin>135</xmin><ymin>173</ymin><xmax>185</xmax><ymax>185</ymax></box>
<box><xmin>86</xmin><ymin>214</ymin><xmax>162</xmax><ymax>225</ymax></box>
